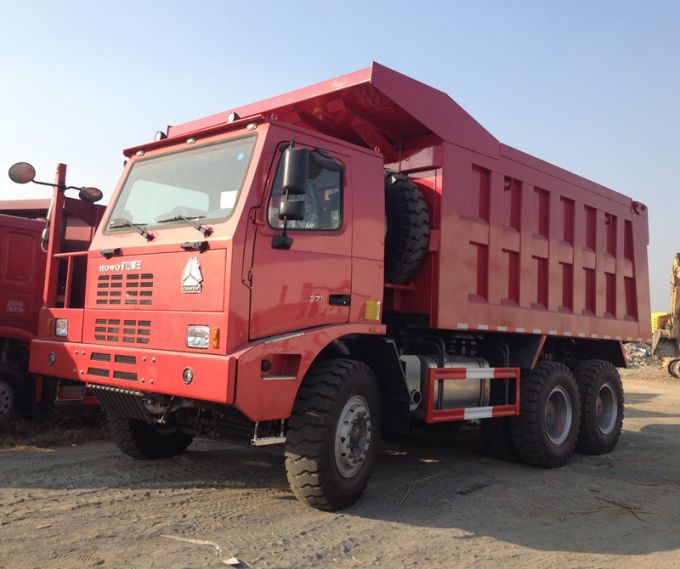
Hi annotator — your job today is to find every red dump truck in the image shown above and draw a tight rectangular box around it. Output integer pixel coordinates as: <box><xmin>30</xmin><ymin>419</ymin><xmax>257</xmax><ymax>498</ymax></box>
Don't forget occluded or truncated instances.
<box><xmin>0</xmin><ymin>198</ymin><xmax>103</xmax><ymax>419</ymax></box>
<box><xmin>12</xmin><ymin>63</ymin><xmax>650</xmax><ymax>510</ymax></box>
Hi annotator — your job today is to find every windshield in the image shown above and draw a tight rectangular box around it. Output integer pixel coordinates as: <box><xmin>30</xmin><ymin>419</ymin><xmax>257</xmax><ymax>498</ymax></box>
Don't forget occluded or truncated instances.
<box><xmin>106</xmin><ymin>135</ymin><xmax>256</xmax><ymax>232</ymax></box>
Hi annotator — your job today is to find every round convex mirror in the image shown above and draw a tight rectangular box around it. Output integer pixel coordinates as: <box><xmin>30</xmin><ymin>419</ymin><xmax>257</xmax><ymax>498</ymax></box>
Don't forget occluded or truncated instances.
<box><xmin>8</xmin><ymin>162</ymin><xmax>36</xmax><ymax>184</ymax></box>
<box><xmin>79</xmin><ymin>187</ymin><xmax>104</xmax><ymax>203</ymax></box>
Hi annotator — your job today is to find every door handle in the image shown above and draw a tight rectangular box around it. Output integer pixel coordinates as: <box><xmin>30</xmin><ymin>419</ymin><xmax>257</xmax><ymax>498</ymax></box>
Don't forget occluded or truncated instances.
<box><xmin>329</xmin><ymin>294</ymin><xmax>351</xmax><ymax>307</ymax></box>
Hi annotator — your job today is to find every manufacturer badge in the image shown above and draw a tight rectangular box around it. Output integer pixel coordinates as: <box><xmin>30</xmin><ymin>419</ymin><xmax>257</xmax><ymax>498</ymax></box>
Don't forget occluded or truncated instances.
<box><xmin>181</xmin><ymin>257</ymin><xmax>203</xmax><ymax>294</ymax></box>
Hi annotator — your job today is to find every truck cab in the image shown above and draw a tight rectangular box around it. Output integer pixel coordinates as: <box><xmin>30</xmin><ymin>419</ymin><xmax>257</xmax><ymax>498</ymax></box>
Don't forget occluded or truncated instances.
<box><xmin>29</xmin><ymin>118</ymin><xmax>387</xmax><ymax>421</ymax></box>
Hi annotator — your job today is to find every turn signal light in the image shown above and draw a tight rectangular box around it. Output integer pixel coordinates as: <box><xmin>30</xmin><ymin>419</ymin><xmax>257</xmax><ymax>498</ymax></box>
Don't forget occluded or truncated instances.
<box><xmin>211</xmin><ymin>327</ymin><xmax>220</xmax><ymax>349</ymax></box>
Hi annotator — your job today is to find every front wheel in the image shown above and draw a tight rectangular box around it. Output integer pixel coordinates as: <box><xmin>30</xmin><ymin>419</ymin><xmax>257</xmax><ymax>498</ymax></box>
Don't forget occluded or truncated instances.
<box><xmin>510</xmin><ymin>362</ymin><xmax>581</xmax><ymax>468</ymax></box>
<box><xmin>109</xmin><ymin>416</ymin><xmax>194</xmax><ymax>459</ymax></box>
<box><xmin>668</xmin><ymin>359</ymin><xmax>680</xmax><ymax>379</ymax></box>
<box><xmin>285</xmin><ymin>359</ymin><xmax>381</xmax><ymax>511</ymax></box>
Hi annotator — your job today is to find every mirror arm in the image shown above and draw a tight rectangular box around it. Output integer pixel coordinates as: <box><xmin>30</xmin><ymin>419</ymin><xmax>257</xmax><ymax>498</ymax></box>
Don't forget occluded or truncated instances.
<box><xmin>30</xmin><ymin>179</ymin><xmax>61</xmax><ymax>189</ymax></box>
<box><xmin>29</xmin><ymin>178</ymin><xmax>87</xmax><ymax>193</ymax></box>
<box><xmin>272</xmin><ymin>190</ymin><xmax>295</xmax><ymax>250</ymax></box>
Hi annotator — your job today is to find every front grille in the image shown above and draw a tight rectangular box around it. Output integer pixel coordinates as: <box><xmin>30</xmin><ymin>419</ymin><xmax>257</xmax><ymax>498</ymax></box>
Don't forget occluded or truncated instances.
<box><xmin>91</xmin><ymin>352</ymin><xmax>111</xmax><ymax>362</ymax></box>
<box><xmin>85</xmin><ymin>351</ymin><xmax>139</xmax><ymax>383</ymax></box>
<box><xmin>113</xmin><ymin>370</ymin><xmax>138</xmax><ymax>381</ymax></box>
<box><xmin>94</xmin><ymin>318</ymin><xmax>151</xmax><ymax>345</ymax></box>
<box><xmin>96</xmin><ymin>273</ymin><xmax>154</xmax><ymax>306</ymax></box>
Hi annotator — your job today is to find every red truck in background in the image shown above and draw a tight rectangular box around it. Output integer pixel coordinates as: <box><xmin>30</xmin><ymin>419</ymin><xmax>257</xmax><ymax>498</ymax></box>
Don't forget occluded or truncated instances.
<box><xmin>0</xmin><ymin>197</ymin><xmax>103</xmax><ymax>419</ymax></box>
<box><xmin>12</xmin><ymin>63</ymin><xmax>650</xmax><ymax>510</ymax></box>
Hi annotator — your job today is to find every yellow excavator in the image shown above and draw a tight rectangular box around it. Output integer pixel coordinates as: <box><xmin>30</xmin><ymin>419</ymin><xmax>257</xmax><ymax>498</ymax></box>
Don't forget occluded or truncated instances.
<box><xmin>652</xmin><ymin>253</ymin><xmax>680</xmax><ymax>377</ymax></box>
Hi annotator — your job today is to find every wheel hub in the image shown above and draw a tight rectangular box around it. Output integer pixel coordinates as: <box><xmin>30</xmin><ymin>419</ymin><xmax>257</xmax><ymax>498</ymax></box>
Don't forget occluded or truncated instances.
<box><xmin>335</xmin><ymin>395</ymin><xmax>372</xmax><ymax>478</ymax></box>
<box><xmin>545</xmin><ymin>386</ymin><xmax>573</xmax><ymax>445</ymax></box>
<box><xmin>596</xmin><ymin>382</ymin><xmax>618</xmax><ymax>435</ymax></box>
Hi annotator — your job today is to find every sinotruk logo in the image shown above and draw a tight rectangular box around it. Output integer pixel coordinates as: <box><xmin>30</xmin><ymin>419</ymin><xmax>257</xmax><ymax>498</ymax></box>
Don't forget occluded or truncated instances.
<box><xmin>181</xmin><ymin>257</ymin><xmax>203</xmax><ymax>294</ymax></box>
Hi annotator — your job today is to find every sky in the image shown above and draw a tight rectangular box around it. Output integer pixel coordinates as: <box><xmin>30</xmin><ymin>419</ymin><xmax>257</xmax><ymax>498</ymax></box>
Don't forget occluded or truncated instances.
<box><xmin>0</xmin><ymin>0</ymin><xmax>678</xmax><ymax>311</ymax></box>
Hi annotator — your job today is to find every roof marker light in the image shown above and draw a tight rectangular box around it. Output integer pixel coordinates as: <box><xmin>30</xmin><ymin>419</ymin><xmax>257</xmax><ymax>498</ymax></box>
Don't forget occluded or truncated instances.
<box><xmin>227</xmin><ymin>112</ymin><xmax>240</xmax><ymax>123</ymax></box>
<box><xmin>154</xmin><ymin>130</ymin><xmax>167</xmax><ymax>141</ymax></box>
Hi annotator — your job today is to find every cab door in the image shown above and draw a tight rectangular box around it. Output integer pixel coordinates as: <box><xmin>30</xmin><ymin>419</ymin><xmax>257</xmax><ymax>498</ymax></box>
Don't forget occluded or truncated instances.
<box><xmin>248</xmin><ymin>143</ymin><xmax>352</xmax><ymax>340</ymax></box>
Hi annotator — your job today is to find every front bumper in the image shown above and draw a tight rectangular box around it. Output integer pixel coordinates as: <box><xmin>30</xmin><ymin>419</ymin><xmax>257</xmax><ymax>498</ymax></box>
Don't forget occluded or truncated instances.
<box><xmin>30</xmin><ymin>340</ymin><xmax>236</xmax><ymax>405</ymax></box>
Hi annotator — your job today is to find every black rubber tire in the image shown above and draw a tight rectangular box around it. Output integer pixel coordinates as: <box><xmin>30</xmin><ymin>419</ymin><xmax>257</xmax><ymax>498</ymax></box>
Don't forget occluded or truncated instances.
<box><xmin>0</xmin><ymin>379</ymin><xmax>16</xmax><ymax>422</ymax></box>
<box><xmin>285</xmin><ymin>358</ymin><xmax>381</xmax><ymax>511</ymax></box>
<box><xmin>668</xmin><ymin>359</ymin><xmax>680</xmax><ymax>379</ymax></box>
<box><xmin>109</xmin><ymin>416</ymin><xmax>194</xmax><ymax>459</ymax></box>
<box><xmin>384</xmin><ymin>171</ymin><xmax>430</xmax><ymax>285</ymax></box>
<box><xmin>510</xmin><ymin>362</ymin><xmax>580</xmax><ymax>468</ymax></box>
<box><xmin>480</xmin><ymin>417</ymin><xmax>518</xmax><ymax>462</ymax></box>
<box><xmin>0</xmin><ymin>363</ymin><xmax>30</xmax><ymax>421</ymax></box>
<box><xmin>572</xmin><ymin>359</ymin><xmax>624</xmax><ymax>455</ymax></box>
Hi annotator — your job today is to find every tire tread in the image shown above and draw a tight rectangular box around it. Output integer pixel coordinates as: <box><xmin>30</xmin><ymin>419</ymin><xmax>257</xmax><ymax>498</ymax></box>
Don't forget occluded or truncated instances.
<box><xmin>285</xmin><ymin>358</ymin><xmax>380</xmax><ymax>511</ymax></box>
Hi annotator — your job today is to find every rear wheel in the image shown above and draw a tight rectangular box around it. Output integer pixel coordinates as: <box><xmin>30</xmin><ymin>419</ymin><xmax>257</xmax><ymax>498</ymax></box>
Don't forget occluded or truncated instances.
<box><xmin>285</xmin><ymin>359</ymin><xmax>381</xmax><ymax>511</ymax></box>
<box><xmin>573</xmin><ymin>359</ymin><xmax>624</xmax><ymax>454</ymax></box>
<box><xmin>109</xmin><ymin>416</ymin><xmax>194</xmax><ymax>459</ymax></box>
<box><xmin>510</xmin><ymin>362</ymin><xmax>580</xmax><ymax>468</ymax></box>
<box><xmin>668</xmin><ymin>359</ymin><xmax>680</xmax><ymax>379</ymax></box>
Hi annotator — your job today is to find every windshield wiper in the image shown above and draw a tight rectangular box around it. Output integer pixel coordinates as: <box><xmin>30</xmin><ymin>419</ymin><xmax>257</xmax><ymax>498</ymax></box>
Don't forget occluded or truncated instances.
<box><xmin>109</xmin><ymin>220</ymin><xmax>154</xmax><ymax>241</ymax></box>
<box><xmin>156</xmin><ymin>215</ymin><xmax>213</xmax><ymax>236</ymax></box>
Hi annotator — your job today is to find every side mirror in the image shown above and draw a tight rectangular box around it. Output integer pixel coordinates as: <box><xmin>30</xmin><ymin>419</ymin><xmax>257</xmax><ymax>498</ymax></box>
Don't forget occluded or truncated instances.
<box><xmin>8</xmin><ymin>162</ymin><xmax>102</xmax><ymax>204</ymax></box>
<box><xmin>281</xmin><ymin>147</ymin><xmax>309</xmax><ymax>195</ymax></box>
<box><xmin>79</xmin><ymin>187</ymin><xmax>104</xmax><ymax>203</ymax></box>
<box><xmin>278</xmin><ymin>199</ymin><xmax>305</xmax><ymax>221</ymax></box>
<box><xmin>8</xmin><ymin>162</ymin><xmax>36</xmax><ymax>184</ymax></box>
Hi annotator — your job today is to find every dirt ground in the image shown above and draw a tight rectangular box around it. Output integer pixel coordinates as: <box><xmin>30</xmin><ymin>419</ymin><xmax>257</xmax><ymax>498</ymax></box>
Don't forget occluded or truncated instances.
<box><xmin>1</xmin><ymin>366</ymin><xmax>680</xmax><ymax>569</ymax></box>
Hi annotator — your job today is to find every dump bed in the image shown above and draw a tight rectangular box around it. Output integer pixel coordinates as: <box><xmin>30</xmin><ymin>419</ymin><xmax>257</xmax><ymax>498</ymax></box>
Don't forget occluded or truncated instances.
<box><xmin>164</xmin><ymin>62</ymin><xmax>651</xmax><ymax>343</ymax></box>
<box><xmin>424</xmin><ymin>141</ymin><xmax>650</xmax><ymax>343</ymax></box>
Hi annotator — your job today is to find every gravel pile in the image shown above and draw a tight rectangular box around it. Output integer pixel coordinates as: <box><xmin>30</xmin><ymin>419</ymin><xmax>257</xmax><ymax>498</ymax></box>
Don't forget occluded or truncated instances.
<box><xmin>623</xmin><ymin>342</ymin><xmax>660</xmax><ymax>368</ymax></box>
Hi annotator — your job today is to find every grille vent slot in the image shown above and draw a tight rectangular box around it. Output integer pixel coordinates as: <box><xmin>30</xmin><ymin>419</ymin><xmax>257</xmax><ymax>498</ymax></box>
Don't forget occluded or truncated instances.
<box><xmin>85</xmin><ymin>351</ymin><xmax>139</xmax><ymax>383</ymax></box>
<box><xmin>96</xmin><ymin>272</ymin><xmax>154</xmax><ymax>306</ymax></box>
<box><xmin>113</xmin><ymin>370</ymin><xmax>138</xmax><ymax>381</ymax></box>
<box><xmin>91</xmin><ymin>352</ymin><xmax>111</xmax><ymax>362</ymax></box>
<box><xmin>94</xmin><ymin>318</ymin><xmax>151</xmax><ymax>345</ymax></box>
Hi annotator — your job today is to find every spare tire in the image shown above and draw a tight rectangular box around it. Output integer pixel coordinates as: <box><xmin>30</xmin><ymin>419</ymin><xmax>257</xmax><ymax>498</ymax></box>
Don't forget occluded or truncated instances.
<box><xmin>384</xmin><ymin>171</ymin><xmax>430</xmax><ymax>284</ymax></box>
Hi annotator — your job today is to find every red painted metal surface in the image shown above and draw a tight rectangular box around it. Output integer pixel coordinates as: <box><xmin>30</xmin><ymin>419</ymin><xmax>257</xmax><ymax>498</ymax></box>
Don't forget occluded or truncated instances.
<box><xmin>31</xmin><ymin>63</ymin><xmax>651</xmax><ymax>423</ymax></box>
<box><xmin>149</xmin><ymin>62</ymin><xmax>650</xmax><ymax>343</ymax></box>
<box><xmin>0</xmin><ymin>208</ymin><xmax>97</xmax><ymax>408</ymax></box>
<box><xmin>0</xmin><ymin>199</ymin><xmax>50</xmax><ymax>219</ymax></box>
<box><xmin>0</xmin><ymin>214</ymin><xmax>45</xmax><ymax>336</ymax></box>
<box><xmin>42</xmin><ymin>164</ymin><xmax>67</xmax><ymax>307</ymax></box>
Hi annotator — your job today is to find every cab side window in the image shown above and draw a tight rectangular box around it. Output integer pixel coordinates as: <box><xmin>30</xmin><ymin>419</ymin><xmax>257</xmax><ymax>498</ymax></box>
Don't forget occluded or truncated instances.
<box><xmin>268</xmin><ymin>150</ymin><xmax>343</xmax><ymax>230</ymax></box>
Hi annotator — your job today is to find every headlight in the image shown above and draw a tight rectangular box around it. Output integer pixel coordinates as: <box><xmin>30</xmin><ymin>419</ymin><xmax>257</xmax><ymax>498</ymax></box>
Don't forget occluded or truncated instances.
<box><xmin>186</xmin><ymin>325</ymin><xmax>209</xmax><ymax>349</ymax></box>
<box><xmin>55</xmin><ymin>318</ymin><xmax>69</xmax><ymax>337</ymax></box>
